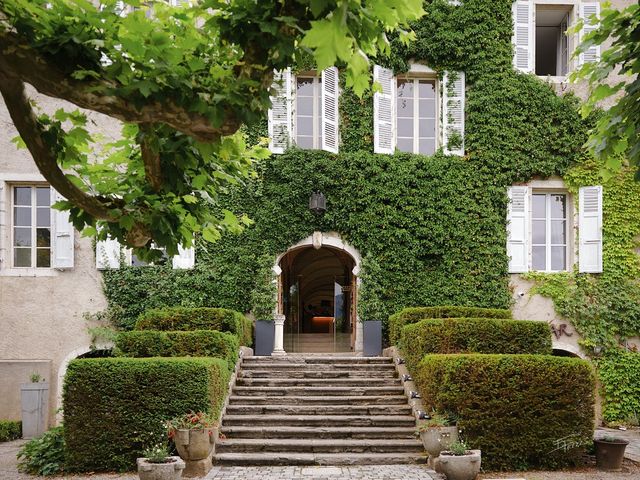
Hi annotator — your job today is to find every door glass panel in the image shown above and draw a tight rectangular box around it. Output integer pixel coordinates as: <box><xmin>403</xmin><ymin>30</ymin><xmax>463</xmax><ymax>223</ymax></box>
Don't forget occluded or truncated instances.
<box><xmin>419</xmin><ymin>138</ymin><xmax>436</xmax><ymax>155</ymax></box>
<box><xmin>551</xmin><ymin>246</ymin><xmax>566</xmax><ymax>271</ymax></box>
<box><xmin>550</xmin><ymin>220</ymin><xmax>566</xmax><ymax>244</ymax></box>
<box><xmin>532</xmin><ymin>220</ymin><xmax>546</xmax><ymax>244</ymax></box>
<box><xmin>397</xmin><ymin>138</ymin><xmax>413</xmax><ymax>153</ymax></box>
<box><xmin>532</xmin><ymin>194</ymin><xmax>546</xmax><ymax>218</ymax></box>
<box><xmin>14</xmin><ymin>227</ymin><xmax>32</xmax><ymax>247</ymax></box>
<box><xmin>14</xmin><ymin>187</ymin><xmax>31</xmax><ymax>206</ymax></box>
<box><xmin>37</xmin><ymin>248</ymin><xmax>51</xmax><ymax>268</ymax></box>
<box><xmin>550</xmin><ymin>194</ymin><xmax>566</xmax><ymax>218</ymax></box>
<box><xmin>14</xmin><ymin>207</ymin><xmax>31</xmax><ymax>226</ymax></box>
<box><xmin>14</xmin><ymin>248</ymin><xmax>31</xmax><ymax>267</ymax></box>
<box><xmin>36</xmin><ymin>187</ymin><xmax>50</xmax><ymax>207</ymax></box>
<box><xmin>532</xmin><ymin>246</ymin><xmax>546</xmax><ymax>270</ymax></box>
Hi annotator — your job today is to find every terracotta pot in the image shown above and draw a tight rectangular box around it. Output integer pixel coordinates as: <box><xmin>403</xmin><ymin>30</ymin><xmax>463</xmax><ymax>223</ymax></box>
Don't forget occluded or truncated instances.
<box><xmin>438</xmin><ymin>449</ymin><xmax>481</xmax><ymax>480</ymax></box>
<box><xmin>419</xmin><ymin>426</ymin><xmax>459</xmax><ymax>457</ymax></box>
<box><xmin>174</xmin><ymin>428</ymin><xmax>217</xmax><ymax>461</ymax></box>
<box><xmin>137</xmin><ymin>456</ymin><xmax>185</xmax><ymax>480</ymax></box>
<box><xmin>594</xmin><ymin>438</ymin><xmax>629</xmax><ymax>471</ymax></box>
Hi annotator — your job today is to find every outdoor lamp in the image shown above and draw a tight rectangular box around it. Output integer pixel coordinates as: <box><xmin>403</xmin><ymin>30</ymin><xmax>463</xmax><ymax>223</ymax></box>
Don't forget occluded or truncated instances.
<box><xmin>309</xmin><ymin>191</ymin><xmax>327</xmax><ymax>214</ymax></box>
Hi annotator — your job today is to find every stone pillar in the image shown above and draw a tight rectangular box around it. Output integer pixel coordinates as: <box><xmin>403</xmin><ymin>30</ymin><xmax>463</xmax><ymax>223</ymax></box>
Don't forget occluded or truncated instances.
<box><xmin>272</xmin><ymin>313</ymin><xmax>286</xmax><ymax>356</ymax></box>
<box><xmin>355</xmin><ymin>320</ymin><xmax>364</xmax><ymax>354</ymax></box>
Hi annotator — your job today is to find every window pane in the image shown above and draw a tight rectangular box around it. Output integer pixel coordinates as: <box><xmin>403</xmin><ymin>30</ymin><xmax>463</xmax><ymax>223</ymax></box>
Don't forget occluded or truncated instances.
<box><xmin>551</xmin><ymin>220</ymin><xmax>566</xmax><ymax>244</ymax></box>
<box><xmin>296</xmin><ymin>97</ymin><xmax>314</xmax><ymax>116</ymax></box>
<box><xmin>397</xmin><ymin>138</ymin><xmax>413</xmax><ymax>153</ymax></box>
<box><xmin>14</xmin><ymin>227</ymin><xmax>32</xmax><ymax>247</ymax></box>
<box><xmin>419</xmin><ymin>139</ymin><xmax>436</xmax><ymax>155</ymax></box>
<box><xmin>419</xmin><ymin>99</ymin><xmax>436</xmax><ymax>118</ymax></box>
<box><xmin>550</xmin><ymin>194</ymin><xmax>566</xmax><ymax>218</ymax></box>
<box><xmin>397</xmin><ymin>118</ymin><xmax>413</xmax><ymax>137</ymax></box>
<box><xmin>37</xmin><ymin>228</ymin><xmax>51</xmax><ymax>248</ymax></box>
<box><xmin>551</xmin><ymin>246</ymin><xmax>566</xmax><ymax>271</ymax></box>
<box><xmin>397</xmin><ymin>80</ymin><xmax>413</xmax><ymax>98</ymax></box>
<box><xmin>296</xmin><ymin>136</ymin><xmax>314</xmax><ymax>149</ymax></box>
<box><xmin>36</xmin><ymin>249</ymin><xmax>51</xmax><ymax>268</ymax></box>
<box><xmin>296</xmin><ymin>78</ymin><xmax>314</xmax><ymax>96</ymax></box>
<box><xmin>131</xmin><ymin>254</ymin><xmax>148</xmax><ymax>267</ymax></box>
<box><xmin>36</xmin><ymin>187</ymin><xmax>50</xmax><ymax>207</ymax></box>
<box><xmin>418</xmin><ymin>118</ymin><xmax>436</xmax><ymax>137</ymax></box>
<box><xmin>297</xmin><ymin>117</ymin><xmax>313</xmax><ymax>136</ymax></box>
<box><xmin>396</xmin><ymin>98</ymin><xmax>413</xmax><ymax>116</ymax></box>
<box><xmin>37</xmin><ymin>208</ymin><xmax>50</xmax><ymax>227</ymax></box>
<box><xmin>14</xmin><ymin>187</ymin><xmax>31</xmax><ymax>206</ymax></box>
<box><xmin>14</xmin><ymin>207</ymin><xmax>31</xmax><ymax>226</ymax></box>
<box><xmin>532</xmin><ymin>246</ymin><xmax>546</xmax><ymax>270</ymax></box>
<box><xmin>532</xmin><ymin>194</ymin><xmax>546</xmax><ymax>218</ymax></box>
<box><xmin>14</xmin><ymin>248</ymin><xmax>31</xmax><ymax>267</ymax></box>
<box><xmin>532</xmin><ymin>220</ymin><xmax>546</xmax><ymax>244</ymax></box>
<box><xmin>418</xmin><ymin>80</ymin><xmax>436</xmax><ymax>99</ymax></box>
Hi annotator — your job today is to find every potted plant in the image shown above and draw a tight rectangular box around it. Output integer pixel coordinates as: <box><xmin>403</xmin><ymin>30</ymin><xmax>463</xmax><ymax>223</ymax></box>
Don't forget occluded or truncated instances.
<box><xmin>167</xmin><ymin>412</ymin><xmax>218</xmax><ymax>462</ymax></box>
<box><xmin>438</xmin><ymin>440</ymin><xmax>481</xmax><ymax>480</ymax></box>
<box><xmin>416</xmin><ymin>411</ymin><xmax>459</xmax><ymax>458</ymax></box>
<box><xmin>594</xmin><ymin>435</ymin><xmax>629</xmax><ymax>471</ymax></box>
<box><xmin>137</xmin><ymin>444</ymin><xmax>184</xmax><ymax>480</ymax></box>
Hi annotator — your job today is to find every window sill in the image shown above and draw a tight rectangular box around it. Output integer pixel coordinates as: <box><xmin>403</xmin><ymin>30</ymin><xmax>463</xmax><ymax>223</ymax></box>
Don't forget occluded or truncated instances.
<box><xmin>0</xmin><ymin>267</ymin><xmax>61</xmax><ymax>277</ymax></box>
<box><xmin>537</xmin><ymin>75</ymin><xmax>569</xmax><ymax>84</ymax></box>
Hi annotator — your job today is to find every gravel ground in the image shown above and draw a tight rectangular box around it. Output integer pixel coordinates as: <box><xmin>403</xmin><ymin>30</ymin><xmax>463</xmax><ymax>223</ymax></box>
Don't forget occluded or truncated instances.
<box><xmin>479</xmin><ymin>459</ymin><xmax>640</xmax><ymax>480</ymax></box>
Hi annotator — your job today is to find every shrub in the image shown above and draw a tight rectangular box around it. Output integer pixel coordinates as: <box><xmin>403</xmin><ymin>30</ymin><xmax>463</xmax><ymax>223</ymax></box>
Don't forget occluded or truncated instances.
<box><xmin>0</xmin><ymin>420</ymin><xmax>21</xmax><ymax>442</ymax></box>
<box><xmin>389</xmin><ymin>305</ymin><xmax>512</xmax><ymax>345</ymax></box>
<box><xmin>64</xmin><ymin>357</ymin><xmax>230</xmax><ymax>472</ymax></box>
<box><xmin>17</xmin><ymin>426</ymin><xmax>65</xmax><ymax>475</ymax></box>
<box><xmin>115</xmin><ymin>330</ymin><xmax>239</xmax><ymax>370</ymax></box>
<box><xmin>415</xmin><ymin>354</ymin><xmax>595</xmax><ymax>470</ymax></box>
<box><xmin>400</xmin><ymin>317</ymin><xmax>552</xmax><ymax>371</ymax></box>
<box><xmin>135</xmin><ymin>307</ymin><xmax>252</xmax><ymax>347</ymax></box>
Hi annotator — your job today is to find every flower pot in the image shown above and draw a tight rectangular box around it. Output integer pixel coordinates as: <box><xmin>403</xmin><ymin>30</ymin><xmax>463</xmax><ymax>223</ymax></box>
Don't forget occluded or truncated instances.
<box><xmin>438</xmin><ymin>449</ymin><xmax>481</xmax><ymax>480</ymax></box>
<box><xmin>594</xmin><ymin>438</ymin><xmax>629</xmax><ymax>471</ymax></box>
<box><xmin>419</xmin><ymin>426</ymin><xmax>459</xmax><ymax>457</ymax></box>
<box><xmin>174</xmin><ymin>428</ymin><xmax>217</xmax><ymax>461</ymax></box>
<box><xmin>137</xmin><ymin>456</ymin><xmax>185</xmax><ymax>480</ymax></box>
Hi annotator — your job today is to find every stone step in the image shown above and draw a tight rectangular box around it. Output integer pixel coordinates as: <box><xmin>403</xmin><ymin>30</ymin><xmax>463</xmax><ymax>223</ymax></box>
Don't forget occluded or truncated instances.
<box><xmin>222</xmin><ymin>414</ymin><xmax>416</xmax><ymax>427</ymax></box>
<box><xmin>239</xmin><ymin>368</ymin><xmax>397</xmax><ymax>379</ymax></box>
<box><xmin>214</xmin><ymin>452</ymin><xmax>426</xmax><ymax>466</ymax></box>
<box><xmin>220</xmin><ymin>426</ymin><xmax>418</xmax><ymax>440</ymax></box>
<box><xmin>226</xmin><ymin>395</ymin><xmax>409</xmax><ymax>405</ymax></box>
<box><xmin>225</xmin><ymin>404</ymin><xmax>413</xmax><ymax>416</ymax></box>
<box><xmin>235</xmin><ymin>377</ymin><xmax>400</xmax><ymax>387</ymax></box>
<box><xmin>216</xmin><ymin>438</ymin><xmax>424</xmax><ymax>454</ymax></box>
<box><xmin>242</xmin><ymin>362</ymin><xmax>396</xmax><ymax>370</ymax></box>
<box><xmin>242</xmin><ymin>356</ymin><xmax>393</xmax><ymax>365</ymax></box>
<box><xmin>232</xmin><ymin>386</ymin><xmax>405</xmax><ymax>397</ymax></box>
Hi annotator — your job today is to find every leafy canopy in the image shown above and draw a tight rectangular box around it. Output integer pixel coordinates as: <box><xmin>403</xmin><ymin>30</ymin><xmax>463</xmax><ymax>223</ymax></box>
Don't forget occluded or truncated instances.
<box><xmin>0</xmin><ymin>0</ymin><xmax>424</xmax><ymax>259</ymax></box>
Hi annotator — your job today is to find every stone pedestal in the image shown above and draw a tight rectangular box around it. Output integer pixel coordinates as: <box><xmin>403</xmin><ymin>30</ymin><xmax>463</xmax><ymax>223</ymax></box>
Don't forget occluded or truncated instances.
<box><xmin>183</xmin><ymin>451</ymin><xmax>213</xmax><ymax>478</ymax></box>
<box><xmin>272</xmin><ymin>314</ymin><xmax>286</xmax><ymax>356</ymax></box>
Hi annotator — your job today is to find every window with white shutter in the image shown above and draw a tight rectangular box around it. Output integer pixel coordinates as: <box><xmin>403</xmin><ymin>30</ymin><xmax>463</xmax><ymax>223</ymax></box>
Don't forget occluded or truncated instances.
<box><xmin>96</xmin><ymin>237</ymin><xmax>122</xmax><ymax>269</ymax></box>
<box><xmin>10</xmin><ymin>185</ymin><xmax>54</xmax><ymax>269</ymax></box>
<box><xmin>295</xmin><ymin>74</ymin><xmax>323</xmax><ymax>149</ymax></box>
<box><xmin>507</xmin><ymin>186</ymin><xmax>530</xmax><ymax>273</ymax></box>
<box><xmin>579</xmin><ymin>2</ymin><xmax>601</xmax><ymax>65</ymax></box>
<box><xmin>373</xmin><ymin>65</ymin><xmax>395</xmax><ymax>154</ymax></box>
<box><xmin>51</xmin><ymin>190</ymin><xmax>74</xmax><ymax>269</ymax></box>
<box><xmin>172</xmin><ymin>245</ymin><xmax>195</xmax><ymax>269</ymax></box>
<box><xmin>442</xmin><ymin>71</ymin><xmax>465</xmax><ymax>156</ymax></box>
<box><xmin>321</xmin><ymin>67</ymin><xmax>339</xmax><ymax>154</ymax></box>
<box><xmin>396</xmin><ymin>77</ymin><xmax>438</xmax><ymax>155</ymax></box>
<box><xmin>531</xmin><ymin>192</ymin><xmax>569</xmax><ymax>271</ymax></box>
<box><xmin>579</xmin><ymin>185</ymin><xmax>603</xmax><ymax>273</ymax></box>
<box><xmin>513</xmin><ymin>0</ymin><xmax>534</xmax><ymax>73</ymax></box>
<box><xmin>268</xmin><ymin>69</ymin><xmax>293</xmax><ymax>154</ymax></box>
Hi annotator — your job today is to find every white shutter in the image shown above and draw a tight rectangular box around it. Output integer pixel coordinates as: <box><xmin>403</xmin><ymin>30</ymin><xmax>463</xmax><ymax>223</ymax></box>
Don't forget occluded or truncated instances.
<box><xmin>373</xmin><ymin>65</ymin><xmax>395</xmax><ymax>154</ymax></box>
<box><xmin>579</xmin><ymin>185</ymin><xmax>603</xmax><ymax>273</ymax></box>
<box><xmin>512</xmin><ymin>0</ymin><xmax>533</xmax><ymax>73</ymax></box>
<box><xmin>268</xmin><ymin>68</ymin><xmax>293</xmax><ymax>154</ymax></box>
<box><xmin>172</xmin><ymin>245</ymin><xmax>195</xmax><ymax>269</ymax></box>
<box><xmin>51</xmin><ymin>189</ymin><xmax>74</xmax><ymax>269</ymax></box>
<box><xmin>507</xmin><ymin>186</ymin><xmax>530</xmax><ymax>273</ymax></box>
<box><xmin>321</xmin><ymin>67</ymin><xmax>340</xmax><ymax>154</ymax></box>
<box><xmin>96</xmin><ymin>236</ymin><xmax>122</xmax><ymax>269</ymax></box>
<box><xmin>579</xmin><ymin>2</ymin><xmax>601</xmax><ymax>65</ymax></box>
<box><xmin>442</xmin><ymin>71</ymin><xmax>465</xmax><ymax>156</ymax></box>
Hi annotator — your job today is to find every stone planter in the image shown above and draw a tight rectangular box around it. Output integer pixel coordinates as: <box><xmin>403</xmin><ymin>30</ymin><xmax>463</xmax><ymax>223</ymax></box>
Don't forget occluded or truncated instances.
<box><xmin>137</xmin><ymin>456</ymin><xmax>185</xmax><ymax>480</ymax></box>
<box><xmin>594</xmin><ymin>438</ymin><xmax>629</xmax><ymax>471</ymax></box>
<box><xmin>419</xmin><ymin>426</ymin><xmax>459</xmax><ymax>457</ymax></box>
<box><xmin>438</xmin><ymin>449</ymin><xmax>481</xmax><ymax>480</ymax></box>
<box><xmin>20</xmin><ymin>382</ymin><xmax>49</xmax><ymax>439</ymax></box>
<box><xmin>174</xmin><ymin>428</ymin><xmax>217</xmax><ymax>461</ymax></box>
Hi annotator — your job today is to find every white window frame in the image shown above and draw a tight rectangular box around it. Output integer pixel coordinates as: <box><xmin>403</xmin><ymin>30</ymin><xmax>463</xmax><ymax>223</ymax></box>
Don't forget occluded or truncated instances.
<box><xmin>530</xmin><ymin>190</ymin><xmax>572</xmax><ymax>272</ymax></box>
<box><xmin>10</xmin><ymin>184</ymin><xmax>53</xmax><ymax>270</ymax></box>
<box><xmin>395</xmin><ymin>74</ymin><xmax>440</xmax><ymax>155</ymax></box>
<box><xmin>293</xmin><ymin>73</ymin><xmax>323</xmax><ymax>150</ymax></box>
<box><xmin>533</xmin><ymin>1</ymin><xmax>578</xmax><ymax>79</ymax></box>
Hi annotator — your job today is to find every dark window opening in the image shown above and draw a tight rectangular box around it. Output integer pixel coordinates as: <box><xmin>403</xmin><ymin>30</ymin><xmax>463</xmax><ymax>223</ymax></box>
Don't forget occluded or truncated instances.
<box><xmin>535</xmin><ymin>5</ymin><xmax>572</xmax><ymax>76</ymax></box>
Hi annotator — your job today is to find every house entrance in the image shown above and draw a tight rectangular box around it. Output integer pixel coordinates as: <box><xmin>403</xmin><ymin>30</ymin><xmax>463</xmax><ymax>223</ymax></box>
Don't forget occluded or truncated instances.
<box><xmin>279</xmin><ymin>246</ymin><xmax>356</xmax><ymax>353</ymax></box>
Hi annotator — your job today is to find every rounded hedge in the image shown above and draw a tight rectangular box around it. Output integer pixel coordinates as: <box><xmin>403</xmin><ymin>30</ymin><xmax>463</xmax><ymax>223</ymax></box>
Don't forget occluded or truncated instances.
<box><xmin>0</xmin><ymin>420</ymin><xmax>21</xmax><ymax>442</ymax></box>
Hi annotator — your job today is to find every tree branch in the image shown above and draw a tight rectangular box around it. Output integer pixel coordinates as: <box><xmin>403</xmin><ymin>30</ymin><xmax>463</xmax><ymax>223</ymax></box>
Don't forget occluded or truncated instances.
<box><xmin>0</xmin><ymin>32</ymin><xmax>240</xmax><ymax>142</ymax></box>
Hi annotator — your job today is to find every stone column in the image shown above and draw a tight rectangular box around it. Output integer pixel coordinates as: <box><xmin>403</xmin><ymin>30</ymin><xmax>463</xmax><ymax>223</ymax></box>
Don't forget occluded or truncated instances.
<box><xmin>272</xmin><ymin>313</ymin><xmax>286</xmax><ymax>356</ymax></box>
<box><xmin>355</xmin><ymin>320</ymin><xmax>364</xmax><ymax>354</ymax></box>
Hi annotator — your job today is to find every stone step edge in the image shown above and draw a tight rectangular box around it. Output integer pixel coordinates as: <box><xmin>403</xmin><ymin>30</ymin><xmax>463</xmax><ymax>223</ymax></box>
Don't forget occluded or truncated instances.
<box><xmin>214</xmin><ymin>452</ymin><xmax>427</xmax><ymax>466</ymax></box>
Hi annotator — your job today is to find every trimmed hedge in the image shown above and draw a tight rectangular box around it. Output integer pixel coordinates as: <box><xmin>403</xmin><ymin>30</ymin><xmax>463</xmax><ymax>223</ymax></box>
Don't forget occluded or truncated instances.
<box><xmin>115</xmin><ymin>330</ymin><xmax>239</xmax><ymax>370</ymax></box>
<box><xmin>400</xmin><ymin>317</ymin><xmax>552</xmax><ymax>371</ymax></box>
<box><xmin>389</xmin><ymin>305</ymin><xmax>512</xmax><ymax>345</ymax></box>
<box><xmin>64</xmin><ymin>357</ymin><xmax>230</xmax><ymax>472</ymax></box>
<box><xmin>415</xmin><ymin>354</ymin><xmax>595</xmax><ymax>471</ymax></box>
<box><xmin>135</xmin><ymin>307</ymin><xmax>252</xmax><ymax>347</ymax></box>
<box><xmin>0</xmin><ymin>420</ymin><xmax>21</xmax><ymax>442</ymax></box>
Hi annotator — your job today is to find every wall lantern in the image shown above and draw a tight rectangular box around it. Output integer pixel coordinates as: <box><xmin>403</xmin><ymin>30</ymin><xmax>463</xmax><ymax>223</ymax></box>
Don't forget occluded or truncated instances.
<box><xmin>309</xmin><ymin>191</ymin><xmax>327</xmax><ymax>214</ymax></box>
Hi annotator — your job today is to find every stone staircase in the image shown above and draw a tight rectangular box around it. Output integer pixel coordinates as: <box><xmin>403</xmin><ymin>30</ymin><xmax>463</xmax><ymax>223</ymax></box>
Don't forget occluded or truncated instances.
<box><xmin>215</xmin><ymin>355</ymin><xmax>424</xmax><ymax>465</ymax></box>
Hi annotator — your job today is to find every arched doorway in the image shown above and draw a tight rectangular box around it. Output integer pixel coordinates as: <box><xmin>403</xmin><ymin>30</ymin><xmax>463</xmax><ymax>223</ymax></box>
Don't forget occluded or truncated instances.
<box><xmin>278</xmin><ymin>244</ymin><xmax>358</xmax><ymax>353</ymax></box>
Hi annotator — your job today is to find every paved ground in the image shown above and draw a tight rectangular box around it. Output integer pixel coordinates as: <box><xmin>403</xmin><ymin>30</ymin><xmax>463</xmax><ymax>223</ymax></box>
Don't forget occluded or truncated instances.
<box><xmin>596</xmin><ymin>426</ymin><xmax>640</xmax><ymax>463</ymax></box>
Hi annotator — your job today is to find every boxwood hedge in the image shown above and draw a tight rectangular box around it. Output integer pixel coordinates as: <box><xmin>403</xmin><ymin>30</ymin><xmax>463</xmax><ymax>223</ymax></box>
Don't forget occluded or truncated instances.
<box><xmin>0</xmin><ymin>420</ymin><xmax>21</xmax><ymax>442</ymax></box>
<box><xmin>400</xmin><ymin>317</ymin><xmax>552</xmax><ymax>371</ymax></box>
<box><xmin>415</xmin><ymin>354</ymin><xmax>595</xmax><ymax>471</ymax></box>
<box><xmin>115</xmin><ymin>330</ymin><xmax>239</xmax><ymax>370</ymax></box>
<box><xmin>63</xmin><ymin>357</ymin><xmax>229</xmax><ymax>472</ymax></box>
<box><xmin>389</xmin><ymin>305</ymin><xmax>511</xmax><ymax>345</ymax></box>
<box><xmin>135</xmin><ymin>307</ymin><xmax>252</xmax><ymax>347</ymax></box>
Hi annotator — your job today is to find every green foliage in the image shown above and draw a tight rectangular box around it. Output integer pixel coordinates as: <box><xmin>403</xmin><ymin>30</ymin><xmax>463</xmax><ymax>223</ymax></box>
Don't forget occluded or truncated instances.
<box><xmin>17</xmin><ymin>426</ymin><xmax>65</xmax><ymax>476</ymax></box>
<box><xmin>63</xmin><ymin>357</ymin><xmax>229</xmax><ymax>472</ymax></box>
<box><xmin>0</xmin><ymin>420</ymin><xmax>21</xmax><ymax>442</ymax></box>
<box><xmin>399</xmin><ymin>317</ymin><xmax>552</xmax><ymax>372</ymax></box>
<box><xmin>415</xmin><ymin>354</ymin><xmax>595</xmax><ymax>471</ymax></box>
<box><xmin>250</xmin><ymin>254</ymin><xmax>277</xmax><ymax>321</ymax></box>
<box><xmin>596</xmin><ymin>348</ymin><xmax>640</xmax><ymax>423</ymax></box>
<box><xmin>389</xmin><ymin>305</ymin><xmax>512</xmax><ymax>345</ymax></box>
<box><xmin>135</xmin><ymin>306</ymin><xmax>251</xmax><ymax>347</ymax></box>
<box><xmin>141</xmin><ymin>443</ymin><xmax>171</xmax><ymax>464</ymax></box>
<box><xmin>115</xmin><ymin>330</ymin><xmax>239</xmax><ymax>370</ymax></box>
